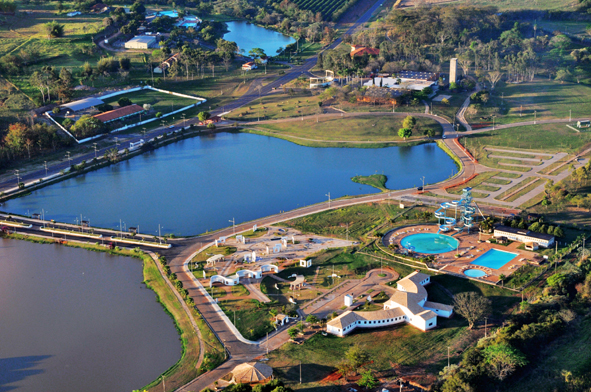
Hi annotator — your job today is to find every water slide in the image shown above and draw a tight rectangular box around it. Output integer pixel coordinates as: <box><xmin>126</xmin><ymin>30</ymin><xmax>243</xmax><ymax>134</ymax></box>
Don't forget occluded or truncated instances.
<box><xmin>436</xmin><ymin>188</ymin><xmax>476</xmax><ymax>234</ymax></box>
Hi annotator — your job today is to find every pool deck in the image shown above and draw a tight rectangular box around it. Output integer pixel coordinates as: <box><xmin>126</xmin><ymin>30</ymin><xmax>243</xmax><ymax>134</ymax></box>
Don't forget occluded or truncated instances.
<box><xmin>383</xmin><ymin>225</ymin><xmax>539</xmax><ymax>284</ymax></box>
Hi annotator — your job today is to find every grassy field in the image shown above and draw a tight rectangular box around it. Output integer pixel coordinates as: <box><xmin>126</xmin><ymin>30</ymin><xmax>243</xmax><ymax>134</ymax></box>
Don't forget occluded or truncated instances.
<box><xmin>103</xmin><ymin>89</ymin><xmax>200</xmax><ymax>114</ymax></box>
<box><xmin>447</xmin><ymin>171</ymin><xmax>500</xmax><ymax>195</ymax></box>
<box><xmin>465</xmin><ymin>78</ymin><xmax>591</xmax><ymax>128</ymax></box>
<box><xmin>267</xmin><ymin>267</ymin><xmax>519</xmax><ymax>390</ymax></box>
<box><xmin>225</xmin><ymin>91</ymin><xmax>322</xmax><ymax>121</ymax></box>
<box><xmin>505</xmin><ymin>178</ymin><xmax>546</xmax><ymax>202</ymax></box>
<box><xmin>218</xmin><ymin>298</ymin><xmax>276</xmax><ymax>341</ymax></box>
<box><xmin>251</xmin><ymin>115</ymin><xmax>442</xmax><ymax>145</ymax></box>
<box><xmin>463</xmin><ymin>124</ymin><xmax>591</xmax><ymax>155</ymax></box>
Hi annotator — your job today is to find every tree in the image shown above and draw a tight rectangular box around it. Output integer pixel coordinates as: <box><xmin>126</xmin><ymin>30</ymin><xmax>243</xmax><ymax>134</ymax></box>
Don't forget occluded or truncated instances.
<box><xmin>547</xmin><ymin>273</ymin><xmax>566</xmax><ymax>288</ymax></box>
<box><xmin>287</xmin><ymin>327</ymin><xmax>298</xmax><ymax>339</ymax></box>
<box><xmin>71</xmin><ymin>115</ymin><xmax>106</xmax><ymax>138</ymax></box>
<box><xmin>306</xmin><ymin>314</ymin><xmax>319</xmax><ymax>324</ymax></box>
<box><xmin>424</xmin><ymin>129</ymin><xmax>435</xmax><ymax>137</ymax></box>
<box><xmin>118</xmin><ymin>97</ymin><xmax>132</xmax><ymax>107</ymax></box>
<box><xmin>130</xmin><ymin>1</ymin><xmax>145</xmax><ymax>14</ymax></box>
<box><xmin>453</xmin><ymin>292</ymin><xmax>491</xmax><ymax>329</ymax></box>
<box><xmin>441</xmin><ymin>98</ymin><xmax>450</xmax><ymax>105</ymax></box>
<box><xmin>484</xmin><ymin>344</ymin><xmax>527</xmax><ymax>381</ymax></box>
<box><xmin>198</xmin><ymin>111</ymin><xmax>211</xmax><ymax>122</ymax></box>
<box><xmin>403</xmin><ymin>115</ymin><xmax>417</xmax><ymax>129</ymax></box>
<box><xmin>358</xmin><ymin>370</ymin><xmax>378</xmax><ymax>389</ymax></box>
<box><xmin>486</xmin><ymin>71</ymin><xmax>502</xmax><ymax>89</ymax></box>
<box><xmin>553</xmin><ymin>226</ymin><xmax>564</xmax><ymax>237</ymax></box>
<box><xmin>119</xmin><ymin>57</ymin><xmax>131</xmax><ymax>71</ymax></box>
<box><xmin>4</xmin><ymin>123</ymin><xmax>28</xmax><ymax>157</ymax></box>
<box><xmin>43</xmin><ymin>20</ymin><xmax>64</xmax><ymax>39</ymax></box>
<box><xmin>345</xmin><ymin>345</ymin><xmax>369</xmax><ymax>368</ymax></box>
<box><xmin>398</xmin><ymin>128</ymin><xmax>412</xmax><ymax>139</ymax></box>
<box><xmin>225</xmin><ymin>383</ymin><xmax>253</xmax><ymax>392</ymax></box>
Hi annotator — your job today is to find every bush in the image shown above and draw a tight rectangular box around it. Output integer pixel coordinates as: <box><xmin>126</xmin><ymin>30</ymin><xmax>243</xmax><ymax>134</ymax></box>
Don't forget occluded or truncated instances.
<box><xmin>118</xmin><ymin>97</ymin><xmax>132</xmax><ymax>107</ymax></box>
<box><xmin>155</xmin><ymin>112</ymin><xmax>163</xmax><ymax>118</ymax></box>
<box><xmin>52</xmin><ymin>107</ymin><xmax>60</xmax><ymax>114</ymax></box>
<box><xmin>97</xmin><ymin>103</ymin><xmax>113</xmax><ymax>112</ymax></box>
<box><xmin>207</xmin><ymin>122</ymin><xmax>216</xmax><ymax>129</ymax></box>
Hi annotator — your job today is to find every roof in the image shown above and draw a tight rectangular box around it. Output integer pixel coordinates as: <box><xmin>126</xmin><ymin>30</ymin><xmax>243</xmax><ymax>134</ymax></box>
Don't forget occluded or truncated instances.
<box><xmin>494</xmin><ymin>224</ymin><xmax>555</xmax><ymax>241</ymax></box>
<box><xmin>276</xmin><ymin>314</ymin><xmax>288</xmax><ymax>320</ymax></box>
<box><xmin>232</xmin><ymin>362</ymin><xmax>273</xmax><ymax>383</ymax></box>
<box><xmin>351</xmin><ymin>47</ymin><xmax>380</xmax><ymax>57</ymax></box>
<box><xmin>61</xmin><ymin>97</ymin><xmax>104</xmax><ymax>112</ymax></box>
<box><xmin>328</xmin><ymin>308</ymin><xmax>405</xmax><ymax>330</ymax></box>
<box><xmin>127</xmin><ymin>35</ymin><xmax>156</xmax><ymax>44</ymax></box>
<box><xmin>424</xmin><ymin>301</ymin><xmax>454</xmax><ymax>312</ymax></box>
<box><xmin>206</xmin><ymin>254</ymin><xmax>224</xmax><ymax>263</ymax></box>
<box><xmin>93</xmin><ymin>104</ymin><xmax>144</xmax><ymax>123</ymax></box>
<box><xmin>243</xmin><ymin>62</ymin><xmax>255</xmax><ymax>66</ymax></box>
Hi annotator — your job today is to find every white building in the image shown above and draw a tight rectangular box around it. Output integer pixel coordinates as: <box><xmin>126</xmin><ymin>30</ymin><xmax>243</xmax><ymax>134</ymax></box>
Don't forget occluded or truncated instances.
<box><xmin>493</xmin><ymin>224</ymin><xmax>555</xmax><ymax>248</ymax></box>
<box><xmin>124</xmin><ymin>35</ymin><xmax>158</xmax><ymax>49</ymax></box>
<box><xmin>364</xmin><ymin>77</ymin><xmax>436</xmax><ymax>92</ymax></box>
<box><xmin>327</xmin><ymin>272</ymin><xmax>453</xmax><ymax>337</ymax></box>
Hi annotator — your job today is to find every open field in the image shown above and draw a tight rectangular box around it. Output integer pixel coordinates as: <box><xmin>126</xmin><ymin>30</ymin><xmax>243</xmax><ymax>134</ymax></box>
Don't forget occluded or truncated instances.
<box><xmin>251</xmin><ymin>115</ymin><xmax>442</xmax><ymax>145</ymax></box>
<box><xmin>463</xmin><ymin>125</ymin><xmax>591</xmax><ymax>154</ymax></box>
<box><xmin>455</xmin><ymin>0</ymin><xmax>578</xmax><ymax>10</ymax></box>
<box><xmin>465</xmin><ymin>79</ymin><xmax>591</xmax><ymax>128</ymax></box>
<box><xmin>447</xmin><ymin>171</ymin><xmax>500</xmax><ymax>195</ymax></box>
<box><xmin>494</xmin><ymin>177</ymin><xmax>544</xmax><ymax>201</ymax></box>
<box><xmin>225</xmin><ymin>91</ymin><xmax>323</xmax><ymax>121</ymax></box>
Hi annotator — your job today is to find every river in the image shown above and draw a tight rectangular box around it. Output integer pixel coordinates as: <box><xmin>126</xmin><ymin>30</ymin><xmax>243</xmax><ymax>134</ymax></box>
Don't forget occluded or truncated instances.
<box><xmin>0</xmin><ymin>239</ymin><xmax>182</xmax><ymax>392</ymax></box>
<box><xmin>2</xmin><ymin>132</ymin><xmax>457</xmax><ymax>236</ymax></box>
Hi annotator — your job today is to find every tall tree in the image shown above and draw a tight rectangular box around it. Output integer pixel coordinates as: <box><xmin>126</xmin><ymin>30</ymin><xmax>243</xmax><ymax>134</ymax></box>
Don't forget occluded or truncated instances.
<box><xmin>453</xmin><ymin>292</ymin><xmax>491</xmax><ymax>329</ymax></box>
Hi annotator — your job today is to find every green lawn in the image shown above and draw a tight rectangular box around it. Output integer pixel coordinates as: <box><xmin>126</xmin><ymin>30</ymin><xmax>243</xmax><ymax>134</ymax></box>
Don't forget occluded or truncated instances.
<box><xmin>103</xmin><ymin>89</ymin><xmax>200</xmax><ymax>116</ymax></box>
<box><xmin>447</xmin><ymin>171</ymin><xmax>500</xmax><ymax>195</ymax></box>
<box><xmin>252</xmin><ymin>115</ymin><xmax>442</xmax><ymax>146</ymax></box>
<box><xmin>351</xmin><ymin>174</ymin><xmax>388</xmax><ymax>191</ymax></box>
<box><xmin>225</xmin><ymin>91</ymin><xmax>323</xmax><ymax>121</ymax></box>
<box><xmin>465</xmin><ymin>78</ymin><xmax>591</xmax><ymax>128</ymax></box>
<box><xmin>463</xmin><ymin>124</ymin><xmax>591</xmax><ymax>155</ymax></box>
<box><xmin>495</xmin><ymin>177</ymin><xmax>545</xmax><ymax>201</ymax></box>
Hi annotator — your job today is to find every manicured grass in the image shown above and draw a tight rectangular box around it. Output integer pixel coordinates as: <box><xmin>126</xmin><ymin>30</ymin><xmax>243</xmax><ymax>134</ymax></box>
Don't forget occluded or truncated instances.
<box><xmin>465</xmin><ymin>78</ymin><xmax>591</xmax><ymax>127</ymax></box>
<box><xmin>464</xmin><ymin>124</ymin><xmax>591</xmax><ymax>156</ymax></box>
<box><xmin>218</xmin><ymin>298</ymin><xmax>276</xmax><ymax>341</ymax></box>
<box><xmin>494</xmin><ymin>172</ymin><xmax>522</xmax><ymax>179</ymax></box>
<box><xmin>505</xmin><ymin>178</ymin><xmax>546</xmax><ymax>202</ymax></box>
<box><xmin>253</xmin><ymin>115</ymin><xmax>442</xmax><ymax>144</ymax></box>
<box><xmin>447</xmin><ymin>171</ymin><xmax>500</xmax><ymax>195</ymax></box>
<box><xmin>103</xmin><ymin>89</ymin><xmax>200</xmax><ymax>115</ymax></box>
<box><xmin>475</xmin><ymin>184</ymin><xmax>501</xmax><ymax>192</ymax></box>
<box><xmin>351</xmin><ymin>174</ymin><xmax>388</xmax><ymax>191</ymax></box>
<box><xmin>486</xmin><ymin>177</ymin><xmax>512</xmax><ymax>185</ymax></box>
<box><xmin>225</xmin><ymin>91</ymin><xmax>322</xmax><ymax>121</ymax></box>
<box><xmin>494</xmin><ymin>177</ymin><xmax>540</xmax><ymax>201</ymax></box>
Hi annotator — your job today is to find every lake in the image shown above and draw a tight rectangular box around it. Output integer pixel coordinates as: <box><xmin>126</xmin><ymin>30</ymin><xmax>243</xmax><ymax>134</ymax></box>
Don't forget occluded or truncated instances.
<box><xmin>0</xmin><ymin>239</ymin><xmax>181</xmax><ymax>392</ymax></box>
<box><xmin>3</xmin><ymin>132</ymin><xmax>457</xmax><ymax>236</ymax></box>
<box><xmin>224</xmin><ymin>21</ymin><xmax>295</xmax><ymax>56</ymax></box>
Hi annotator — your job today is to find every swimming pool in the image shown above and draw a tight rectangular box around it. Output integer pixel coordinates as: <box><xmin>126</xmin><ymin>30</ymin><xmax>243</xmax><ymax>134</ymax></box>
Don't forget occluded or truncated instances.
<box><xmin>464</xmin><ymin>269</ymin><xmax>486</xmax><ymax>278</ymax></box>
<box><xmin>471</xmin><ymin>248</ymin><xmax>517</xmax><ymax>270</ymax></box>
<box><xmin>158</xmin><ymin>10</ymin><xmax>178</xmax><ymax>18</ymax></box>
<box><xmin>400</xmin><ymin>233</ymin><xmax>459</xmax><ymax>254</ymax></box>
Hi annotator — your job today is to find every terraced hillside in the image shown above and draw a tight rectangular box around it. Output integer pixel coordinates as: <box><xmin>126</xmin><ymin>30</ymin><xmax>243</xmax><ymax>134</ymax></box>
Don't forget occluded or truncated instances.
<box><xmin>293</xmin><ymin>0</ymin><xmax>359</xmax><ymax>20</ymax></box>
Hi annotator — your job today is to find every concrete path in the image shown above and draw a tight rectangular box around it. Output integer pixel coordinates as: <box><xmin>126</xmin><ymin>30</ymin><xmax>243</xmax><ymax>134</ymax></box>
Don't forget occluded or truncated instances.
<box><xmin>485</xmin><ymin>147</ymin><xmax>554</xmax><ymax>157</ymax></box>
<box><xmin>489</xmin><ymin>155</ymin><xmax>542</xmax><ymax>163</ymax></box>
<box><xmin>242</xmin><ymin>278</ymin><xmax>272</xmax><ymax>303</ymax></box>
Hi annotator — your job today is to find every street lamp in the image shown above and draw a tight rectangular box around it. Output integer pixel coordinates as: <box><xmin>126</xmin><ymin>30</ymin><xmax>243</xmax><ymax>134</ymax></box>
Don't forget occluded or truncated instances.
<box><xmin>44</xmin><ymin>161</ymin><xmax>48</xmax><ymax>177</ymax></box>
<box><xmin>326</xmin><ymin>192</ymin><xmax>331</xmax><ymax>208</ymax></box>
<box><xmin>229</xmin><ymin>217</ymin><xmax>235</xmax><ymax>234</ymax></box>
<box><xmin>93</xmin><ymin>143</ymin><xmax>98</xmax><ymax>159</ymax></box>
<box><xmin>14</xmin><ymin>169</ymin><xmax>20</xmax><ymax>185</ymax></box>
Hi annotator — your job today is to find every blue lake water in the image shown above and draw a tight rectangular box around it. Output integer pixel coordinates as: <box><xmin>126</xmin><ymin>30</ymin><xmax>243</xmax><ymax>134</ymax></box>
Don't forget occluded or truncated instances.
<box><xmin>0</xmin><ymin>239</ymin><xmax>181</xmax><ymax>392</ymax></box>
<box><xmin>224</xmin><ymin>21</ymin><xmax>295</xmax><ymax>56</ymax></box>
<box><xmin>2</xmin><ymin>132</ymin><xmax>457</xmax><ymax>236</ymax></box>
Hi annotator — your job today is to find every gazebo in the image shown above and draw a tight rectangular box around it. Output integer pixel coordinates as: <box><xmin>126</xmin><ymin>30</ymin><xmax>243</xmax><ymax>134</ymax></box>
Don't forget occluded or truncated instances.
<box><xmin>231</xmin><ymin>362</ymin><xmax>273</xmax><ymax>384</ymax></box>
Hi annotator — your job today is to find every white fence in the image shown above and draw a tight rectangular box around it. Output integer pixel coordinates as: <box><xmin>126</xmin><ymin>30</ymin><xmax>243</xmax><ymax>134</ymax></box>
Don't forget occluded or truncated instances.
<box><xmin>52</xmin><ymin>86</ymin><xmax>206</xmax><ymax>144</ymax></box>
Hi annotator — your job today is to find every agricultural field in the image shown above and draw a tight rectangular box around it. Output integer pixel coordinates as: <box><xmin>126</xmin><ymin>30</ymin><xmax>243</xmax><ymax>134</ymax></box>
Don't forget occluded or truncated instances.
<box><xmin>292</xmin><ymin>0</ymin><xmax>359</xmax><ymax>20</ymax></box>
<box><xmin>455</xmin><ymin>0</ymin><xmax>578</xmax><ymax>10</ymax></box>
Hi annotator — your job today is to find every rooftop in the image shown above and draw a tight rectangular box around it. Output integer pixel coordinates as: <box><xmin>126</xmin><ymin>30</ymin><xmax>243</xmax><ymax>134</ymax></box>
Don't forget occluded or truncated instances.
<box><xmin>93</xmin><ymin>104</ymin><xmax>144</xmax><ymax>123</ymax></box>
<box><xmin>126</xmin><ymin>35</ymin><xmax>157</xmax><ymax>44</ymax></box>
<box><xmin>60</xmin><ymin>97</ymin><xmax>104</xmax><ymax>112</ymax></box>
<box><xmin>494</xmin><ymin>224</ymin><xmax>555</xmax><ymax>241</ymax></box>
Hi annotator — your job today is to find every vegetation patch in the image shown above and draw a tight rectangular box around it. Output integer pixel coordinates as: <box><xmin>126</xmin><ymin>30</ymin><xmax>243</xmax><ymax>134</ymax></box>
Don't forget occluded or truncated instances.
<box><xmin>351</xmin><ymin>174</ymin><xmax>388</xmax><ymax>191</ymax></box>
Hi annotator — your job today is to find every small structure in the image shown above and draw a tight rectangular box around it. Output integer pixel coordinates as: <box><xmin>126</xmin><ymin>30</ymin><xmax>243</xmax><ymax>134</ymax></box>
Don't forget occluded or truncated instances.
<box><xmin>128</xmin><ymin>226</ymin><xmax>137</xmax><ymax>234</ymax></box>
<box><xmin>242</xmin><ymin>62</ymin><xmax>257</xmax><ymax>71</ymax></box>
<box><xmin>253</xmin><ymin>224</ymin><xmax>258</xmax><ymax>232</ymax></box>
<box><xmin>93</xmin><ymin>104</ymin><xmax>145</xmax><ymax>124</ymax></box>
<box><xmin>450</xmin><ymin>58</ymin><xmax>458</xmax><ymax>84</ymax></box>
<box><xmin>493</xmin><ymin>224</ymin><xmax>555</xmax><ymax>248</ymax></box>
<box><xmin>231</xmin><ymin>362</ymin><xmax>273</xmax><ymax>384</ymax></box>
<box><xmin>236</xmin><ymin>235</ymin><xmax>245</xmax><ymax>244</ymax></box>
<box><xmin>299</xmin><ymin>259</ymin><xmax>312</xmax><ymax>268</ymax></box>
<box><xmin>129</xmin><ymin>139</ymin><xmax>145</xmax><ymax>151</ymax></box>
<box><xmin>577</xmin><ymin>120</ymin><xmax>590</xmax><ymax>128</ymax></box>
<box><xmin>344</xmin><ymin>294</ymin><xmax>354</xmax><ymax>307</ymax></box>
<box><xmin>310</xmin><ymin>70</ymin><xmax>335</xmax><ymax>88</ymax></box>
<box><xmin>273</xmin><ymin>244</ymin><xmax>282</xmax><ymax>253</ymax></box>
<box><xmin>289</xmin><ymin>275</ymin><xmax>305</xmax><ymax>290</ymax></box>
<box><xmin>90</xmin><ymin>3</ymin><xmax>109</xmax><ymax>13</ymax></box>
<box><xmin>350</xmin><ymin>45</ymin><xmax>380</xmax><ymax>57</ymax></box>
<box><xmin>207</xmin><ymin>254</ymin><xmax>224</xmax><ymax>265</ymax></box>
<box><xmin>198</xmin><ymin>115</ymin><xmax>221</xmax><ymax>126</ymax></box>
<box><xmin>218</xmin><ymin>236</ymin><xmax>227</xmax><ymax>244</ymax></box>
<box><xmin>274</xmin><ymin>314</ymin><xmax>291</xmax><ymax>326</ymax></box>
<box><xmin>155</xmin><ymin>53</ymin><xmax>181</xmax><ymax>74</ymax></box>
<box><xmin>124</xmin><ymin>35</ymin><xmax>158</xmax><ymax>49</ymax></box>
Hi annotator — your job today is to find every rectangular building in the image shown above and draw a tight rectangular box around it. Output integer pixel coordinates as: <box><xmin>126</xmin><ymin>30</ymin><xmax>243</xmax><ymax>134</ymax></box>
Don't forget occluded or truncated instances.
<box><xmin>124</xmin><ymin>36</ymin><xmax>158</xmax><ymax>49</ymax></box>
<box><xmin>93</xmin><ymin>104</ymin><xmax>145</xmax><ymax>124</ymax></box>
<box><xmin>493</xmin><ymin>224</ymin><xmax>555</xmax><ymax>248</ymax></box>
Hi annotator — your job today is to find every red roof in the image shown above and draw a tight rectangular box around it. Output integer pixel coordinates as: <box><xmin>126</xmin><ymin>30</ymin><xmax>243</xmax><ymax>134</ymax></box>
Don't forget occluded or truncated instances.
<box><xmin>93</xmin><ymin>104</ymin><xmax>144</xmax><ymax>123</ymax></box>
<box><xmin>351</xmin><ymin>47</ymin><xmax>380</xmax><ymax>57</ymax></box>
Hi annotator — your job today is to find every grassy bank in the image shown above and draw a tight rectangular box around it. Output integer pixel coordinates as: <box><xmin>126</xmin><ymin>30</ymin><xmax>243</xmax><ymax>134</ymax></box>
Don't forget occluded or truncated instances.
<box><xmin>351</xmin><ymin>174</ymin><xmax>388</xmax><ymax>191</ymax></box>
<box><xmin>1</xmin><ymin>232</ymin><xmax>221</xmax><ymax>392</ymax></box>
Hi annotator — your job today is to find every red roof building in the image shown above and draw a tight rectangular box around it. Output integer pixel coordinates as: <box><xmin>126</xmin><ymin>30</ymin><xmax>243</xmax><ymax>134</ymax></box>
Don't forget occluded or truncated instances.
<box><xmin>350</xmin><ymin>46</ymin><xmax>380</xmax><ymax>57</ymax></box>
<box><xmin>93</xmin><ymin>104</ymin><xmax>144</xmax><ymax>123</ymax></box>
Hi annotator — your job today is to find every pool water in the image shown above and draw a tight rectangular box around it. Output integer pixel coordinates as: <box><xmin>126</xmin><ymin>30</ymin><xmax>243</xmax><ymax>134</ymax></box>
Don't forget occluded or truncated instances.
<box><xmin>471</xmin><ymin>248</ymin><xmax>518</xmax><ymax>270</ymax></box>
<box><xmin>464</xmin><ymin>269</ymin><xmax>486</xmax><ymax>278</ymax></box>
<box><xmin>400</xmin><ymin>233</ymin><xmax>459</xmax><ymax>254</ymax></box>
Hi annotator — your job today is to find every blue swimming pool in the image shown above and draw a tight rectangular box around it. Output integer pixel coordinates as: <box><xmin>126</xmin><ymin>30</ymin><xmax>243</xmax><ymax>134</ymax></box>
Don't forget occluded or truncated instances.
<box><xmin>400</xmin><ymin>233</ymin><xmax>459</xmax><ymax>254</ymax></box>
<box><xmin>464</xmin><ymin>269</ymin><xmax>486</xmax><ymax>278</ymax></box>
<box><xmin>471</xmin><ymin>248</ymin><xmax>517</xmax><ymax>270</ymax></box>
